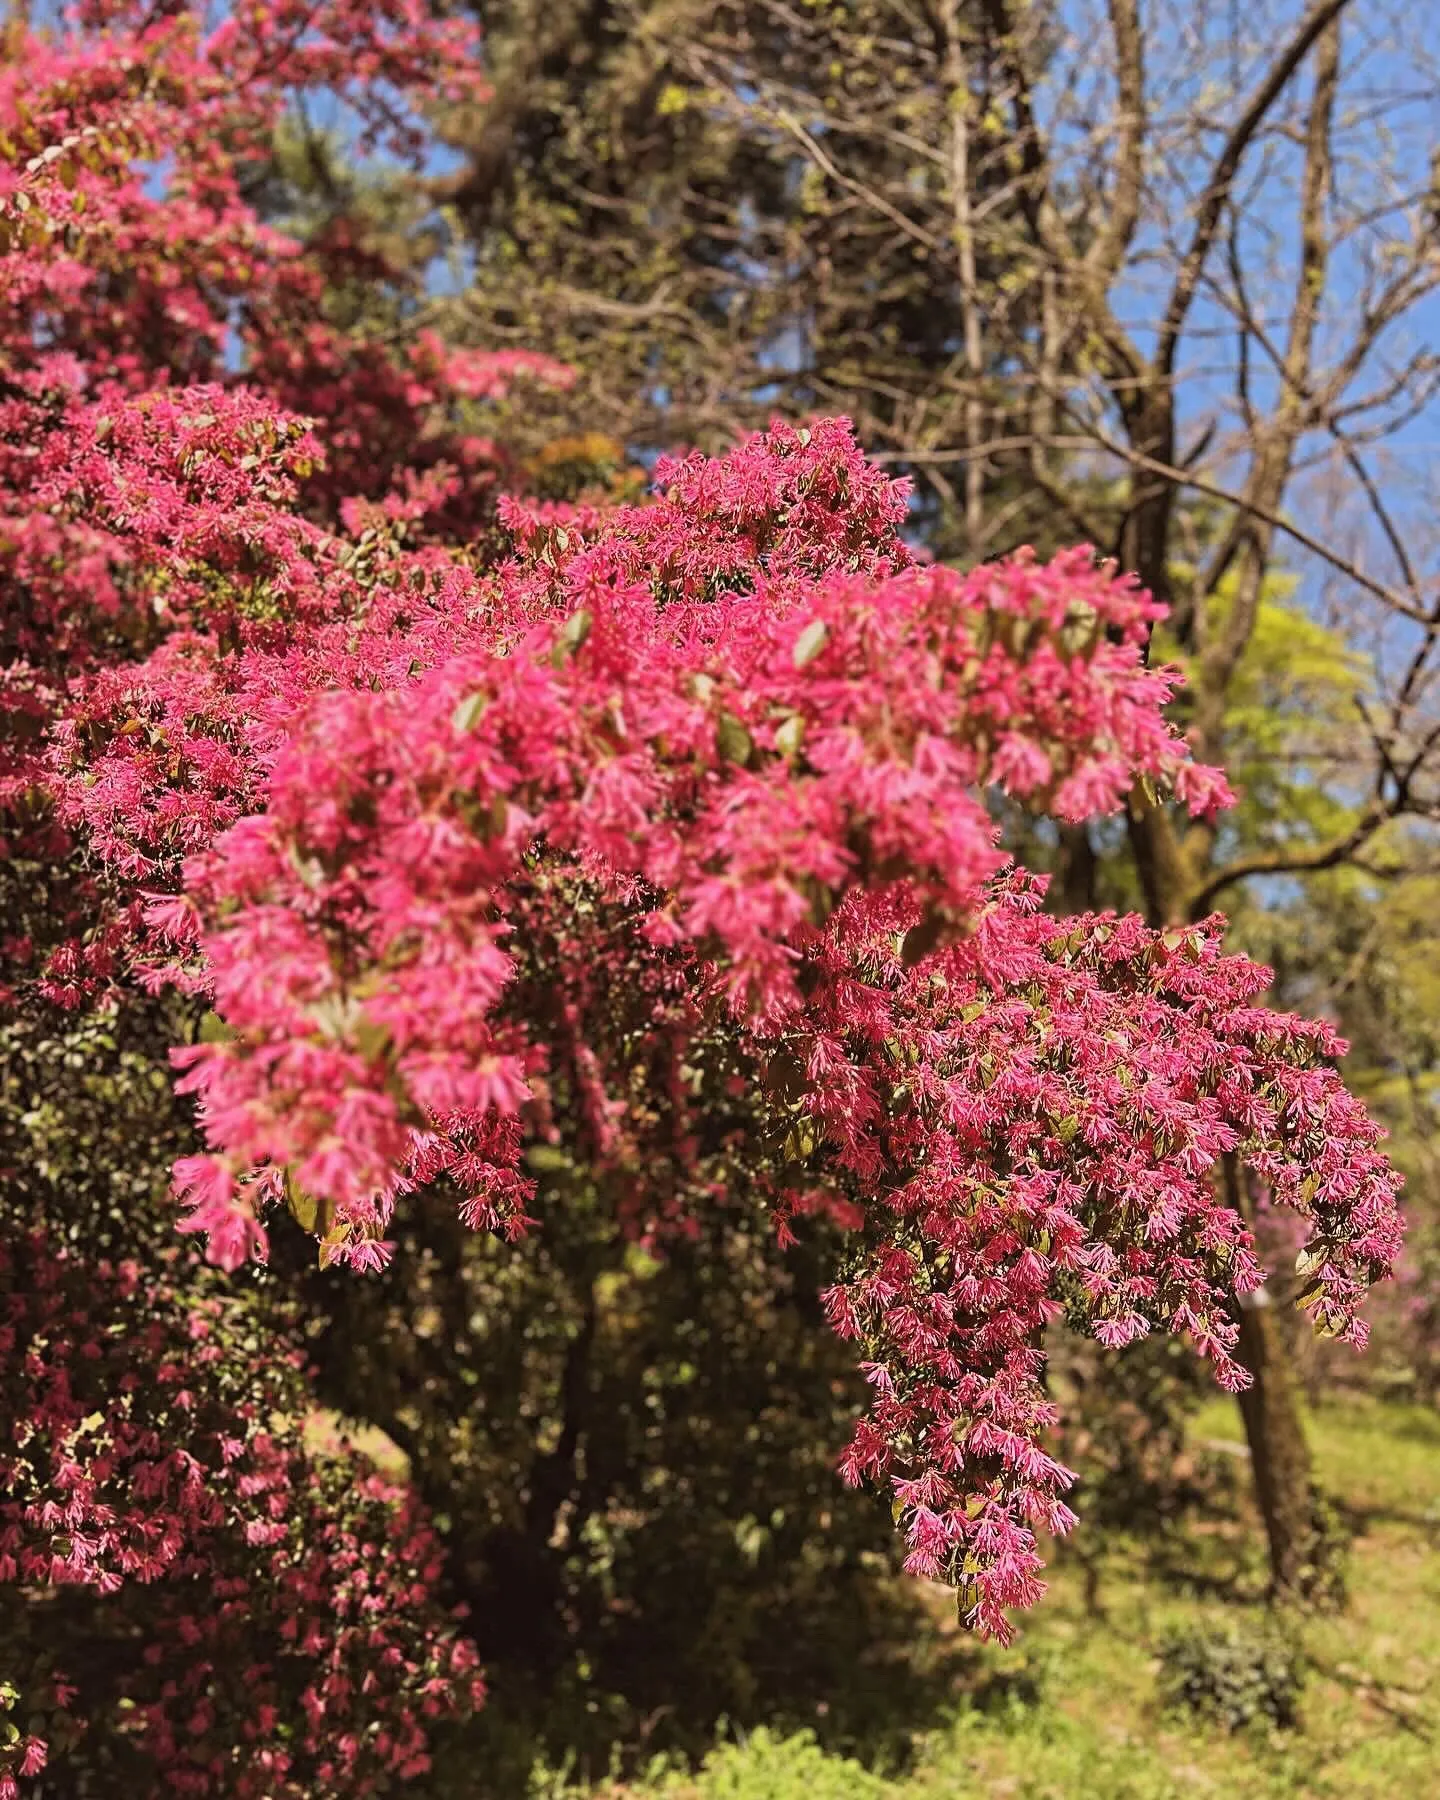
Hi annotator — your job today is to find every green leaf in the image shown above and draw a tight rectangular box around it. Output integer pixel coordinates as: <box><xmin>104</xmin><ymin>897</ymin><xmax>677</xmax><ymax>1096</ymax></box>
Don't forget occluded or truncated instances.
<box><xmin>451</xmin><ymin>690</ymin><xmax>487</xmax><ymax>734</ymax></box>
<box><xmin>1057</xmin><ymin>602</ymin><xmax>1101</xmax><ymax>659</ymax></box>
<box><xmin>317</xmin><ymin>1224</ymin><xmax>348</xmax><ymax>1269</ymax></box>
<box><xmin>284</xmin><ymin>1171</ymin><xmax>322</xmax><ymax>1234</ymax></box>
<box><xmin>198</xmin><ymin>1010</ymin><xmax>234</xmax><ymax>1045</ymax></box>
<box><xmin>792</xmin><ymin>618</ymin><xmax>829</xmax><ymax>669</ymax></box>
<box><xmin>716</xmin><ymin>710</ymin><xmax>755</xmax><ymax>767</ymax></box>
<box><xmin>353</xmin><ymin>1013</ymin><xmax>392</xmax><ymax>1064</ymax></box>
<box><xmin>774</xmin><ymin>712</ymin><xmax>806</xmax><ymax>760</ymax></box>
<box><xmin>550</xmin><ymin>608</ymin><xmax>592</xmax><ymax>667</ymax></box>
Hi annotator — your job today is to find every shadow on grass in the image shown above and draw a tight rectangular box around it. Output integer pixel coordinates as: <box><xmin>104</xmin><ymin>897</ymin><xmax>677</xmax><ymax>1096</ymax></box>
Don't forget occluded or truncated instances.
<box><xmin>431</xmin><ymin>1571</ymin><xmax>983</xmax><ymax>1796</ymax></box>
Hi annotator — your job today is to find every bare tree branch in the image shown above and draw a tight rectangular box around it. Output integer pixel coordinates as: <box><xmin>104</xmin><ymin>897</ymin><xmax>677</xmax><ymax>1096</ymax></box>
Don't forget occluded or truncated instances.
<box><xmin>1156</xmin><ymin>0</ymin><xmax>1354</xmax><ymax>377</ymax></box>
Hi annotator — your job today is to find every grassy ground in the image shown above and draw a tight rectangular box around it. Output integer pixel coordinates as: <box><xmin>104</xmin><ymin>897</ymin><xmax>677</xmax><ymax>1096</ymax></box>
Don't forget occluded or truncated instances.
<box><xmin>546</xmin><ymin>1395</ymin><xmax>1440</xmax><ymax>1800</ymax></box>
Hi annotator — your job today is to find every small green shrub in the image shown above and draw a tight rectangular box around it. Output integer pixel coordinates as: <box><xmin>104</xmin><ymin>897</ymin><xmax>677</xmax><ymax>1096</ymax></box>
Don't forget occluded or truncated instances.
<box><xmin>1157</xmin><ymin>1622</ymin><xmax>1305</xmax><ymax>1731</ymax></box>
<box><xmin>665</xmin><ymin>1728</ymin><xmax>890</xmax><ymax>1799</ymax></box>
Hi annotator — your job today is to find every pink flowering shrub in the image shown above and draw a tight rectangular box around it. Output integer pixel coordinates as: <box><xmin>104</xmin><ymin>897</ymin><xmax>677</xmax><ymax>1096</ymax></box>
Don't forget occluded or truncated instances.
<box><xmin>0</xmin><ymin>0</ymin><xmax>1408</xmax><ymax>1789</ymax></box>
<box><xmin>0</xmin><ymin>1232</ymin><xmax>483</xmax><ymax>1799</ymax></box>
<box><xmin>52</xmin><ymin>408</ymin><xmax>1403</xmax><ymax>1646</ymax></box>
<box><xmin>0</xmin><ymin>0</ymin><xmax>564</xmax><ymax>999</ymax></box>
<box><xmin>0</xmin><ymin>2</ymin><xmax>508</xmax><ymax>1791</ymax></box>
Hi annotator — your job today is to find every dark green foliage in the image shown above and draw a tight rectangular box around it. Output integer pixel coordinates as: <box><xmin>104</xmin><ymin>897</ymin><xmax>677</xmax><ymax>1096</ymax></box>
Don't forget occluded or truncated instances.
<box><xmin>283</xmin><ymin>1185</ymin><xmax>961</xmax><ymax>1788</ymax></box>
<box><xmin>431</xmin><ymin>0</ymin><xmax>1071</xmax><ymax>555</ymax></box>
<box><xmin>0</xmin><ymin>858</ymin><xmax>957</xmax><ymax>1787</ymax></box>
<box><xmin>0</xmin><ymin>989</ymin><xmax>198</xmax><ymax>1252</ymax></box>
<box><xmin>1157</xmin><ymin>1623</ymin><xmax>1305</xmax><ymax>1732</ymax></box>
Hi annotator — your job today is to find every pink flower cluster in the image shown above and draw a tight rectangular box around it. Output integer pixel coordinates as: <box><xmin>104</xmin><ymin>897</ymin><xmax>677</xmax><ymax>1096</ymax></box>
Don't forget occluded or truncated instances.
<box><xmin>0</xmin><ymin>0</ymin><xmax>567</xmax><ymax>1001</ymax></box>
<box><xmin>813</xmin><ymin>879</ymin><xmax>1399</xmax><ymax>1633</ymax></box>
<box><xmin>151</xmin><ymin>423</ymin><xmax>1227</xmax><ymax>1250</ymax></box>
<box><xmin>52</xmin><ymin>409</ymin><xmax>1401</xmax><ymax>1640</ymax></box>
<box><xmin>0</xmin><ymin>1232</ymin><xmax>483</xmax><ymax>1798</ymax></box>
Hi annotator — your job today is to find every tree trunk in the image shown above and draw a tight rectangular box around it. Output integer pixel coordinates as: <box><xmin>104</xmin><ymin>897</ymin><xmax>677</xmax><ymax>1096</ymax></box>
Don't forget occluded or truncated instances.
<box><xmin>1111</xmin><ymin>801</ymin><xmax>1324</xmax><ymax>1597</ymax></box>
<box><xmin>1233</xmin><ymin>1291</ymin><xmax>1316</xmax><ymax>1594</ymax></box>
<box><xmin>1223</xmin><ymin>1154</ymin><xmax>1316</xmax><ymax>1597</ymax></box>
<box><xmin>1054</xmin><ymin>823</ymin><xmax>1097</xmax><ymax>915</ymax></box>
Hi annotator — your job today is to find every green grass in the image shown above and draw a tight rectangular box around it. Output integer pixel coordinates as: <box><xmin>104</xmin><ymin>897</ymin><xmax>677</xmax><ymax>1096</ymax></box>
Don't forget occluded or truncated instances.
<box><xmin>550</xmin><ymin>1394</ymin><xmax>1440</xmax><ymax>1800</ymax></box>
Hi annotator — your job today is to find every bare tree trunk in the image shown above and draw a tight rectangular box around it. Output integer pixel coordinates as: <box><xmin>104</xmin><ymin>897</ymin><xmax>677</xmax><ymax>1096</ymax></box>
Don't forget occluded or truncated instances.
<box><xmin>1234</xmin><ymin>1299</ymin><xmax>1316</xmax><ymax>1594</ymax></box>
<box><xmin>1223</xmin><ymin>1154</ymin><xmax>1317</xmax><ymax>1598</ymax></box>
<box><xmin>1118</xmin><ymin>568</ymin><xmax>1322</xmax><ymax>1604</ymax></box>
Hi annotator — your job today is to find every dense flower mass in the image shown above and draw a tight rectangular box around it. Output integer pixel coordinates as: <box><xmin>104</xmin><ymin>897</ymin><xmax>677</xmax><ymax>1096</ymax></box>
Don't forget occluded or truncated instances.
<box><xmin>0</xmin><ymin>1</ymin><xmax>509</xmax><ymax>1791</ymax></box>
<box><xmin>0</xmin><ymin>0</ymin><xmax>1407</xmax><ymax>1789</ymax></box>
<box><xmin>0</xmin><ymin>1232</ymin><xmax>484</xmax><ymax>1799</ymax></box>
<box><xmin>48</xmin><ymin>403</ymin><xmax>1403</xmax><ymax>1645</ymax></box>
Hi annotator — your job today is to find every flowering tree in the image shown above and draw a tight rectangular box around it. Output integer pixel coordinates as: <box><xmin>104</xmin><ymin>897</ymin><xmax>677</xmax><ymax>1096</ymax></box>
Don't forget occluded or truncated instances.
<box><xmin>0</xmin><ymin>1</ymin><xmax>1406</xmax><ymax>1792</ymax></box>
<box><xmin>0</xmin><ymin>2</ymin><xmax>534</xmax><ymax>1791</ymax></box>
